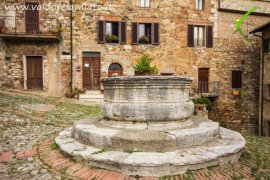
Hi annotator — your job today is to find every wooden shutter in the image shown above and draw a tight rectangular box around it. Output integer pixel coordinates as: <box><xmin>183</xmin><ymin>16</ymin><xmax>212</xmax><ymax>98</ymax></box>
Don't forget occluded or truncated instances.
<box><xmin>206</xmin><ymin>26</ymin><xmax>213</xmax><ymax>48</ymax></box>
<box><xmin>232</xmin><ymin>70</ymin><xmax>242</xmax><ymax>89</ymax></box>
<box><xmin>152</xmin><ymin>23</ymin><xmax>160</xmax><ymax>45</ymax></box>
<box><xmin>187</xmin><ymin>25</ymin><xmax>194</xmax><ymax>47</ymax></box>
<box><xmin>98</xmin><ymin>20</ymin><xmax>105</xmax><ymax>44</ymax></box>
<box><xmin>120</xmin><ymin>22</ymin><xmax>126</xmax><ymax>45</ymax></box>
<box><xmin>132</xmin><ymin>23</ymin><xmax>138</xmax><ymax>45</ymax></box>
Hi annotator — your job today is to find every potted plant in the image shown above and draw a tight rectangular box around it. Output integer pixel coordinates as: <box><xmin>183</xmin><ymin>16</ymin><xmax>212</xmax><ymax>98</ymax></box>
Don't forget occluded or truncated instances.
<box><xmin>134</xmin><ymin>54</ymin><xmax>158</xmax><ymax>76</ymax></box>
<box><xmin>50</xmin><ymin>26</ymin><xmax>64</xmax><ymax>34</ymax></box>
<box><xmin>139</xmin><ymin>35</ymin><xmax>149</xmax><ymax>44</ymax></box>
<box><xmin>72</xmin><ymin>87</ymin><xmax>86</xmax><ymax>99</ymax></box>
<box><xmin>192</xmin><ymin>97</ymin><xmax>213</xmax><ymax>111</ymax></box>
<box><xmin>105</xmin><ymin>34</ymin><xmax>119</xmax><ymax>43</ymax></box>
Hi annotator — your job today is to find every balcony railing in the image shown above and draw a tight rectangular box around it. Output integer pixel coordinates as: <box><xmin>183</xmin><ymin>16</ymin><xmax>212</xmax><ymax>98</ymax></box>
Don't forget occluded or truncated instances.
<box><xmin>0</xmin><ymin>16</ymin><xmax>62</xmax><ymax>41</ymax></box>
<box><xmin>197</xmin><ymin>81</ymin><xmax>221</xmax><ymax>97</ymax></box>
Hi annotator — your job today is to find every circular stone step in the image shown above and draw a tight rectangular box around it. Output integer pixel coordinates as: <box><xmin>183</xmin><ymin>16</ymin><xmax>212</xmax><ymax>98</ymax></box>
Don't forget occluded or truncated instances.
<box><xmin>71</xmin><ymin>117</ymin><xmax>220</xmax><ymax>152</ymax></box>
<box><xmin>56</xmin><ymin>127</ymin><xmax>245</xmax><ymax>177</ymax></box>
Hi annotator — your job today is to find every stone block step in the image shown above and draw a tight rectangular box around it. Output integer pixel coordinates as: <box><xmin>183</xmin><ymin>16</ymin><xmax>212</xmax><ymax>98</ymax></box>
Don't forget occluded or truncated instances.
<box><xmin>55</xmin><ymin>127</ymin><xmax>245</xmax><ymax>177</ymax></box>
<box><xmin>79</xmin><ymin>94</ymin><xmax>104</xmax><ymax>99</ymax></box>
<box><xmin>84</xmin><ymin>91</ymin><xmax>102</xmax><ymax>95</ymax></box>
<box><xmin>71</xmin><ymin>118</ymin><xmax>220</xmax><ymax>152</ymax></box>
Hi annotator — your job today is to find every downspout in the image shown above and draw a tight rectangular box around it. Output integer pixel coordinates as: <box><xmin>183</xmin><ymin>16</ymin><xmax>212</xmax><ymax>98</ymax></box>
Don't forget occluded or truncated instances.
<box><xmin>253</xmin><ymin>32</ymin><xmax>264</xmax><ymax>136</ymax></box>
<box><xmin>70</xmin><ymin>0</ymin><xmax>73</xmax><ymax>93</ymax></box>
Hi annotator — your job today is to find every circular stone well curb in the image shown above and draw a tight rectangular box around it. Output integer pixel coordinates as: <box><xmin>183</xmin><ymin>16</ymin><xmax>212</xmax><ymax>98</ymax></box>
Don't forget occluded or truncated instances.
<box><xmin>56</xmin><ymin>125</ymin><xmax>245</xmax><ymax>177</ymax></box>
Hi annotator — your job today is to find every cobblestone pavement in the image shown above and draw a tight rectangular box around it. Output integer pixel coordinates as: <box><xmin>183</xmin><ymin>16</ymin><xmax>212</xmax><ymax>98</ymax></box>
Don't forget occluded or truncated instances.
<box><xmin>0</xmin><ymin>91</ymin><xmax>269</xmax><ymax>180</ymax></box>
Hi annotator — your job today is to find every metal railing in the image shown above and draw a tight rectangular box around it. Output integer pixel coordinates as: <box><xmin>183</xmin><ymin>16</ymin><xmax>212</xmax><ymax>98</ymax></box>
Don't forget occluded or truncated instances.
<box><xmin>0</xmin><ymin>16</ymin><xmax>61</xmax><ymax>35</ymax></box>
<box><xmin>198</xmin><ymin>81</ymin><xmax>221</xmax><ymax>94</ymax></box>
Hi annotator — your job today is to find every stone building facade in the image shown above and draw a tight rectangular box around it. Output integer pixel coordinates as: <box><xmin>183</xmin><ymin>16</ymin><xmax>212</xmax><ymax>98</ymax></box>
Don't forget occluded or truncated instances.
<box><xmin>250</xmin><ymin>22</ymin><xmax>270</xmax><ymax>136</ymax></box>
<box><xmin>0</xmin><ymin>0</ymin><xmax>270</xmax><ymax>133</ymax></box>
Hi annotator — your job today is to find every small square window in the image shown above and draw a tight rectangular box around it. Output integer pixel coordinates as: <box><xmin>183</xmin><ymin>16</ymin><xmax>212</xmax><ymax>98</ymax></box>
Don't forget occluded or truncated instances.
<box><xmin>232</xmin><ymin>70</ymin><xmax>242</xmax><ymax>89</ymax></box>
<box><xmin>141</xmin><ymin>0</ymin><xmax>150</xmax><ymax>8</ymax></box>
<box><xmin>196</xmin><ymin>0</ymin><xmax>204</xmax><ymax>10</ymax></box>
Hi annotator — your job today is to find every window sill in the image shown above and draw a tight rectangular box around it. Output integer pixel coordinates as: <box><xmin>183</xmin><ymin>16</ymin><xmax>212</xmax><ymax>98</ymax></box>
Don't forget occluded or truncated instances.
<box><xmin>105</xmin><ymin>43</ymin><xmax>120</xmax><ymax>45</ymax></box>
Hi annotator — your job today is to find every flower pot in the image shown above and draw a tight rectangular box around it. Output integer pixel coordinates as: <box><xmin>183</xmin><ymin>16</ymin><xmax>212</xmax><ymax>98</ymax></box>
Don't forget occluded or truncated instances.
<box><xmin>65</xmin><ymin>92</ymin><xmax>73</xmax><ymax>98</ymax></box>
<box><xmin>135</xmin><ymin>71</ymin><xmax>152</xmax><ymax>76</ymax></box>
<box><xmin>73</xmin><ymin>94</ymin><xmax>80</xmax><ymax>99</ymax></box>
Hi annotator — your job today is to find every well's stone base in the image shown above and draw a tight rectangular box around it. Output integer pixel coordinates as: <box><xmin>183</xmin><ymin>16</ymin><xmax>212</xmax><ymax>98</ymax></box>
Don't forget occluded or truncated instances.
<box><xmin>56</xmin><ymin>118</ymin><xmax>245</xmax><ymax>177</ymax></box>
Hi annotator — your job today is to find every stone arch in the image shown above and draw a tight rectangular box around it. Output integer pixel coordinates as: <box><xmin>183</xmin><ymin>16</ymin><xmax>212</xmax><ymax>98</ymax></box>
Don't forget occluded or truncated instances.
<box><xmin>108</xmin><ymin>63</ymin><xmax>123</xmax><ymax>77</ymax></box>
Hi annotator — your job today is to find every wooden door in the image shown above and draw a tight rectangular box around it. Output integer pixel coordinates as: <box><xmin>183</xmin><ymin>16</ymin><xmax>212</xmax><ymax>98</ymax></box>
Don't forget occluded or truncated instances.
<box><xmin>198</xmin><ymin>68</ymin><xmax>209</xmax><ymax>93</ymax></box>
<box><xmin>83</xmin><ymin>57</ymin><xmax>101</xmax><ymax>90</ymax></box>
<box><xmin>27</xmin><ymin>56</ymin><xmax>43</xmax><ymax>90</ymax></box>
<box><xmin>25</xmin><ymin>2</ymin><xmax>39</xmax><ymax>33</ymax></box>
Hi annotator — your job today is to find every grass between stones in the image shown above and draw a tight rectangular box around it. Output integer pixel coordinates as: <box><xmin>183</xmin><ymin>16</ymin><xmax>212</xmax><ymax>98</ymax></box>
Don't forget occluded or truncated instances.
<box><xmin>0</xmin><ymin>92</ymin><xmax>102</xmax><ymax>127</ymax></box>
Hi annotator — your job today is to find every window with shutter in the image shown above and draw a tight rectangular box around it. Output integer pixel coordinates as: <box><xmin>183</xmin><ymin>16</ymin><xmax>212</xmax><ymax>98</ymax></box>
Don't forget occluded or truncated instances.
<box><xmin>232</xmin><ymin>70</ymin><xmax>242</xmax><ymax>89</ymax></box>
<box><xmin>98</xmin><ymin>21</ymin><xmax>126</xmax><ymax>44</ymax></box>
<box><xmin>132</xmin><ymin>22</ymin><xmax>159</xmax><ymax>45</ymax></box>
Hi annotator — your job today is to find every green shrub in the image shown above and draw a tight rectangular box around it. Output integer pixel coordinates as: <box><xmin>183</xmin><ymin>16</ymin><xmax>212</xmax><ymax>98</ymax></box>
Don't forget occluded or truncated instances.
<box><xmin>192</xmin><ymin>97</ymin><xmax>213</xmax><ymax>111</ymax></box>
<box><xmin>134</xmin><ymin>54</ymin><xmax>158</xmax><ymax>75</ymax></box>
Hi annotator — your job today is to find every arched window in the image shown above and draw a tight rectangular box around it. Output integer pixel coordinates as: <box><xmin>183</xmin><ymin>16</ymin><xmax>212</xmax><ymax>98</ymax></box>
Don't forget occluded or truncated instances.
<box><xmin>108</xmin><ymin>63</ymin><xmax>123</xmax><ymax>77</ymax></box>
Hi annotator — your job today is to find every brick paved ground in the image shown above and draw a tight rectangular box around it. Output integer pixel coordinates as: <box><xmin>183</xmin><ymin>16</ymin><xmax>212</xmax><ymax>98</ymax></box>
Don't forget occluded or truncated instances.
<box><xmin>0</xmin><ymin>91</ymin><xmax>269</xmax><ymax>180</ymax></box>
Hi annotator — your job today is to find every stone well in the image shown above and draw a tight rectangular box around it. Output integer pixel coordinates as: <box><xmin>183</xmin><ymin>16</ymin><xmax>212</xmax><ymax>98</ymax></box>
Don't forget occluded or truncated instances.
<box><xmin>56</xmin><ymin>76</ymin><xmax>246</xmax><ymax>177</ymax></box>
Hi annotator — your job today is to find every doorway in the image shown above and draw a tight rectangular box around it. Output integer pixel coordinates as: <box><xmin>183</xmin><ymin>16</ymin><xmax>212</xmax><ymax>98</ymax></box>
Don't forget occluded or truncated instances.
<box><xmin>25</xmin><ymin>2</ymin><xmax>39</xmax><ymax>33</ymax></box>
<box><xmin>198</xmin><ymin>68</ymin><xmax>209</xmax><ymax>93</ymax></box>
<box><xmin>108</xmin><ymin>63</ymin><xmax>123</xmax><ymax>77</ymax></box>
<box><xmin>27</xmin><ymin>56</ymin><xmax>43</xmax><ymax>90</ymax></box>
<box><xmin>82</xmin><ymin>52</ymin><xmax>101</xmax><ymax>90</ymax></box>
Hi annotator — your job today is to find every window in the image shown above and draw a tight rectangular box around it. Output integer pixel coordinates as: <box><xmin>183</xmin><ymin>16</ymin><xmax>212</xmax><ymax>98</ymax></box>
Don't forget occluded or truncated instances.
<box><xmin>132</xmin><ymin>23</ymin><xmax>160</xmax><ymax>45</ymax></box>
<box><xmin>188</xmin><ymin>25</ymin><xmax>213</xmax><ymax>48</ymax></box>
<box><xmin>138</xmin><ymin>23</ymin><xmax>152</xmax><ymax>44</ymax></box>
<box><xmin>141</xmin><ymin>0</ymin><xmax>150</xmax><ymax>7</ymax></box>
<box><xmin>194</xmin><ymin>26</ymin><xmax>205</xmax><ymax>46</ymax></box>
<box><xmin>98</xmin><ymin>21</ymin><xmax>126</xmax><ymax>44</ymax></box>
<box><xmin>232</xmin><ymin>70</ymin><xmax>242</xmax><ymax>89</ymax></box>
<box><xmin>105</xmin><ymin>22</ymin><xmax>119</xmax><ymax>43</ymax></box>
<box><xmin>196</xmin><ymin>0</ymin><xmax>204</xmax><ymax>10</ymax></box>
<box><xmin>263</xmin><ymin>38</ymin><xmax>270</xmax><ymax>53</ymax></box>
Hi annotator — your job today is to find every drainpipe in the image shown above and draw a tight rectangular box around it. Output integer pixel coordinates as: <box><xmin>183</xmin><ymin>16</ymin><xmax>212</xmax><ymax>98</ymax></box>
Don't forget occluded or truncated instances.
<box><xmin>253</xmin><ymin>32</ymin><xmax>264</xmax><ymax>136</ymax></box>
<box><xmin>70</xmin><ymin>0</ymin><xmax>73</xmax><ymax>93</ymax></box>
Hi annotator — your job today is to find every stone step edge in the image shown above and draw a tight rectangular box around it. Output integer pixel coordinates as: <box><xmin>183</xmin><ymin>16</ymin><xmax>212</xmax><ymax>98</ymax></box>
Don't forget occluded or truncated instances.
<box><xmin>55</xmin><ymin>127</ymin><xmax>245</xmax><ymax>177</ymax></box>
<box><xmin>71</xmin><ymin>118</ymin><xmax>220</xmax><ymax>151</ymax></box>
